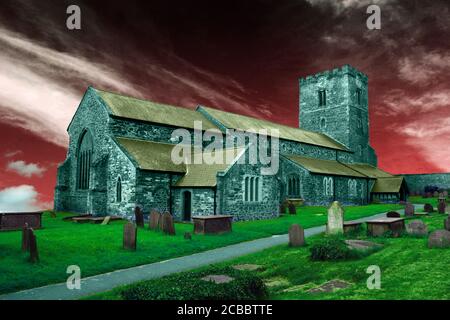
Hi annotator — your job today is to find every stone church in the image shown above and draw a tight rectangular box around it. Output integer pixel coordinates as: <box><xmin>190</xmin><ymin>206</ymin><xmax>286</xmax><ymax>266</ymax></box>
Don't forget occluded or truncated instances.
<box><xmin>54</xmin><ymin>65</ymin><xmax>408</xmax><ymax>221</ymax></box>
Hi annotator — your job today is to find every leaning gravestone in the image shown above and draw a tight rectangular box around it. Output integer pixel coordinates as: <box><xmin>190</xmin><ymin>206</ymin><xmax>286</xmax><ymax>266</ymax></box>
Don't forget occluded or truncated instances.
<box><xmin>438</xmin><ymin>201</ymin><xmax>446</xmax><ymax>214</ymax></box>
<box><xmin>101</xmin><ymin>216</ymin><xmax>111</xmax><ymax>225</ymax></box>
<box><xmin>404</xmin><ymin>203</ymin><xmax>415</xmax><ymax>217</ymax></box>
<box><xmin>149</xmin><ymin>210</ymin><xmax>160</xmax><ymax>230</ymax></box>
<box><xmin>386</xmin><ymin>211</ymin><xmax>400</xmax><ymax>218</ymax></box>
<box><xmin>134</xmin><ymin>206</ymin><xmax>145</xmax><ymax>228</ymax></box>
<box><xmin>162</xmin><ymin>212</ymin><xmax>176</xmax><ymax>235</ymax></box>
<box><xmin>21</xmin><ymin>223</ymin><xmax>30</xmax><ymax>252</ymax></box>
<box><xmin>406</xmin><ymin>220</ymin><xmax>428</xmax><ymax>236</ymax></box>
<box><xmin>424</xmin><ymin>203</ymin><xmax>434</xmax><ymax>213</ymax></box>
<box><xmin>288</xmin><ymin>224</ymin><xmax>305</xmax><ymax>247</ymax></box>
<box><xmin>28</xmin><ymin>228</ymin><xmax>39</xmax><ymax>263</ymax></box>
<box><xmin>327</xmin><ymin>201</ymin><xmax>344</xmax><ymax>235</ymax></box>
<box><xmin>428</xmin><ymin>230</ymin><xmax>450</xmax><ymax>248</ymax></box>
<box><xmin>123</xmin><ymin>222</ymin><xmax>137</xmax><ymax>251</ymax></box>
<box><xmin>288</xmin><ymin>202</ymin><xmax>296</xmax><ymax>215</ymax></box>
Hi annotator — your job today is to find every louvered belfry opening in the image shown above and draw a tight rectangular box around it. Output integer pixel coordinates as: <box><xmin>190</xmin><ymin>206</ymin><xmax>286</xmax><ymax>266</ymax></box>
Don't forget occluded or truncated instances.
<box><xmin>77</xmin><ymin>130</ymin><xmax>93</xmax><ymax>190</ymax></box>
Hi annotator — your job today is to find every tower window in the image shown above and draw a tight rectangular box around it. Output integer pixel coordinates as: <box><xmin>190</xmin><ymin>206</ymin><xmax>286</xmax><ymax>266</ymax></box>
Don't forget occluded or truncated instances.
<box><xmin>318</xmin><ymin>90</ymin><xmax>327</xmax><ymax>106</ymax></box>
<box><xmin>320</xmin><ymin>118</ymin><xmax>326</xmax><ymax>129</ymax></box>
<box><xmin>356</xmin><ymin>88</ymin><xmax>362</xmax><ymax>105</ymax></box>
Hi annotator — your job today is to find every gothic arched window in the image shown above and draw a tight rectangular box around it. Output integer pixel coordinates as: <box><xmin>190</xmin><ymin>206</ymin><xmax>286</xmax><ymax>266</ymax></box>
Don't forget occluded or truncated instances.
<box><xmin>243</xmin><ymin>175</ymin><xmax>262</xmax><ymax>202</ymax></box>
<box><xmin>77</xmin><ymin>130</ymin><xmax>93</xmax><ymax>190</ymax></box>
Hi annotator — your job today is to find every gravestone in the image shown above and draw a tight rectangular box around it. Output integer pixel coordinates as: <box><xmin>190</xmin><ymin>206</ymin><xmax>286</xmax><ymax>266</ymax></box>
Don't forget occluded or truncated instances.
<box><xmin>162</xmin><ymin>212</ymin><xmax>176</xmax><ymax>235</ymax></box>
<box><xmin>149</xmin><ymin>210</ymin><xmax>160</xmax><ymax>230</ymax></box>
<box><xmin>28</xmin><ymin>228</ymin><xmax>39</xmax><ymax>263</ymax></box>
<box><xmin>404</xmin><ymin>203</ymin><xmax>415</xmax><ymax>217</ymax></box>
<box><xmin>438</xmin><ymin>201</ymin><xmax>446</xmax><ymax>214</ymax></box>
<box><xmin>101</xmin><ymin>216</ymin><xmax>111</xmax><ymax>225</ymax></box>
<box><xmin>288</xmin><ymin>202</ymin><xmax>296</xmax><ymax>215</ymax></box>
<box><xmin>288</xmin><ymin>224</ymin><xmax>305</xmax><ymax>247</ymax></box>
<box><xmin>386</xmin><ymin>211</ymin><xmax>400</xmax><ymax>218</ymax></box>
<box><xmin>345</xmin><ymin>240</ymin><xmax>383</xmax><ymax>252</ymax></box>
<box><xmin>184</xmin><ymin>232</ymin><xmax>192</xmax><ymax>240</ymax></box>
<box><xmin>428</xmin><ymin>230</ymin><xmax>450</xmax><ymax>248</ymax></box>
<box><xmin>134</xmin><ymin>206</ymin><xmax>144</xmax><ymax>228</ymax></box>
<box><xmin>280</xmin><ymin>203</ymin><xmax>286</xmax><ymax>215</ymax></box>
<box><xmin>326</xmin><ymin>201</ymin><xmax>344</xmax><ymax>235</ymax></box>
<box><xmin>123</xmin><ymin>222</ymin><xmax>137</xmax><ymax>251</ymax></box>
<box><xmin>424</xmin><ymin>203</ymin><xmax>434</xmax><ymax>213</ymax></box>
<box><xmin>21</xmin><ymin>223</ymin><xmax>30</xmax><ymax>252</ymax></box>
<box><xmin>444</xmin><ymin>191</ymin><xmax>448</xmax><ymax>197</ymax></box>
<box><xmin>444</xmin><ymin>217</ymin><xmax>450</xmax><ymax>231</ymax></box>
<box><xmin>50</xmin><ymin>211</ymin><xmax>56</xmax><ymax>218</ymax></box>
<box><xmin>433</xmin><ymin>191</ymin><xmax>439</xmax><ymax>197</ymax></box>
<box><xmin>201</xmin><ymin>275</ymin><xmax>234</xmax><ymax>284</ymax></box>
<box><xmin>406</xmin><ymin>220</ymin><xmax>428</xmax><ymax>236</ymax></box>
<box><xmin>426</xmin><ymin>192</ymin><xmax>432</xmax><ymax>198</ymax></box>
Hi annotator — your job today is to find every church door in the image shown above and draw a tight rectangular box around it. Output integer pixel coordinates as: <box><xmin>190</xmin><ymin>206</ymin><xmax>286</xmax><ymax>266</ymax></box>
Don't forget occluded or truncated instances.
<box><xmin>183</xmin><ymin>191</ymin><xmax>192</xmax><ymax>221</ymax></box>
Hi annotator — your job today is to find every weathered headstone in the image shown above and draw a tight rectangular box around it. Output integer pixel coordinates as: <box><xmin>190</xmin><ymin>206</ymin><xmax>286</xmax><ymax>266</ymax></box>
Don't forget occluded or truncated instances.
<box><xmin>326</xmin><ymin>201</ymin><xmax>344</xmax><ymax>235</ymax></box>
<box><xmin>433</xmin><ymin>191</ymin><xmax>439</xmax><ymax>197</ymax></box>
<box><xmin>123</xmin><ymin>222</ymin><xmax>137</xmax><ymax>250</ymax></box>
<box><xmin>21</xmin><ymin>223</ymin><xmax>30</xmax><ymax>252</ymax></box>
<box><xmin>426</xmin><ymin>192</ymin><xmax>432</xmax><ymax>198</ymax></box>
<box><xmin>424</xmin><ymin>203</ymin><xmax>434</xmax><ymax>213</ymax></box>
<box><xmin>184</xmin><ymin>232</ymin><xmax>192</xmax><ymax>240</ymax></box>
<box><xmin>345</xmin><ymin>240</ymin><xmax>383</xmax><ymax>252</ymax></box>
<box><xmin>444</xmin><ymin>190</ymin><xmax>448</xmax><ymax>197</ymax></box>
<box><xmin>288</xmin><ymin>224</ymin><xmax>305</xmax><ymax>247</ymax></box>
<box><xmin>134</xmin><ymin>206</ymin><xmax>144</xmax><ymax>228</ymax></box>
<box><xmin>438</xmin><ymin>201</ymin><xmax>446</xmax><ymax>214</ymax></box>
<box><xmin>201</xmin><ymin>275</ymin><xmax>234</xmax><ymax>284</ymax></box>
<box><xmin>428</xmin><ymin>230</ymin><xmax>450</xmax><ymax>248</ymax></box>
<box><xmin>406</xmin><ymin>220</ymin><xmax>428</xmax><ymax>236</ymax></box>
<box><xmin>101</xmin><ymin>216</ymin><xmax>111</xmax><ymax>225</ymax></box>
<box><xmin>386</xmin><ymin>211</ymin><xmax>400</xmax><ymax>218</ymax></box>
<box><xmin>404</xmin><ymin>203</ymin><xmax>415</xmax><ymax>217</ymax></box>
<box><xmin>149</xmin><ymin>210</ymin><xmax>160</xmax><ymax>230</ymax></box>
<box><xmin>161</xmin><ymin>212</ymin><xmax>175</xmax><ymax>235</ymax></box>
<box><xmin>28</xmin><ymin>228</ymin><xmax>39</xmax><ymax>263</ymax></box>
<box><xmin>288</xmin><ymin>202</ymin><xmax>296</xmax><ymax>215</ymax></box>
<box><xmin>280</xmin><ymin>203</ymin><xmax>286</xmax><ymax>215</ymax></box>
<box><xmin>444</xmin><ymin>217</ymin><xmax>450</xmax><ymax>231</ymax></box>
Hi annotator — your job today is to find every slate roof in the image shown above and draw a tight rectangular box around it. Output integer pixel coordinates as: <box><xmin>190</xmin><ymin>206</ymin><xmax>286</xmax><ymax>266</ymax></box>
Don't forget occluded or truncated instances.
<box><xmin>343</xmin><ymin>163</ymin><xmax>393</xmax><ymax>178</ymax></box>
<box><xmin>115</xmin><ymin>137</ymin><xmax>186</xmax><ymax>173</ymax></box>
<box><xmin>285</xmin><ymin>155</ymin><xmax>366</xmax><ymax>178</ymax></box>
<box><xmin>96</xmin><ymin>89</ymin><xmax>219</xmax><ymax>131</ymax></box>
<box><xmin>371</xmin><ymin>176</ymin><xmax>405</xmax><ymax>193</ymax></box>
<box><xmin>116</xmin><ymin>136</ymin><xmax>243</xmax><ymax>186</ymax></box>
<box><xmin>175</xmin><ymin>147</ymin><xmax>245</xmax><ymax>187</ymax></box>
<box><xmin>198</xmin><ymin>106</ymin><xmax>348</xmax><ymax>151</ymax></box>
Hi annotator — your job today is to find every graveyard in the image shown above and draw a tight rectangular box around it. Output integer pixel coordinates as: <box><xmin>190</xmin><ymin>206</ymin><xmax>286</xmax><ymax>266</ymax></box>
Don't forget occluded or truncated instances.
<box><xmin>86</xmin><ymin>198</ymin><xmax>450</xmax><ymax>300</ymax></box>
<box><xmin>0</xmin><ymin>203</ymin><xmax>403</xmax><ymax>295</ymax></box>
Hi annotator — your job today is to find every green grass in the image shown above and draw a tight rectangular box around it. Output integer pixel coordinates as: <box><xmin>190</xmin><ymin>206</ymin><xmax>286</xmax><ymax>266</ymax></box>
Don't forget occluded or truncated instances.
<box><xmin>0</xmin><ymin>204</ymin><xmax>401</xmax><ymax>295</ymax></box>
<box><xmin>90</xmin><ymin>213</ymin><xmax>450</xmax><ymax>300</ymax></box>
<box><xmin>408</xmin><ymin>196</ymin><xmax>440</xmax><ymax>207</ymax></box>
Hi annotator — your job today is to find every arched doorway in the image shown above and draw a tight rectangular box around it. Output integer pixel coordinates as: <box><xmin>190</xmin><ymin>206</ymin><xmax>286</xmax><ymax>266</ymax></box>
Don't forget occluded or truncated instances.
<box><xmin>182</xmin><ymin>191</ymin><xmax>192</xmax><ymax>221</ymax></box>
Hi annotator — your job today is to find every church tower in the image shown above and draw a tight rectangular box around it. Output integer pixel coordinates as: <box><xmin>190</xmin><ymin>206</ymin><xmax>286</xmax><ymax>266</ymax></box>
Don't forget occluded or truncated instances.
<box><xmin>299</xmin><ymin>65</ymin><xmax>376</xmax><ymax>164</ymax></box>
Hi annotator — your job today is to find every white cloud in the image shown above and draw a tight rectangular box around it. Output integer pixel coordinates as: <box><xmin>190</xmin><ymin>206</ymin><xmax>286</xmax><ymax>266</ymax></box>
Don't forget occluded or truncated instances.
<box><xmin>398</xmin><ymin>51</ymin><xmax>450</xmax><ymax>84</ymax></box>
<box><xmin>7</xmin><ymin>160</ymin><xmax>46</xmax><ymax>177</ymax></box>
<box><xmin>382</xmin><ymin>89</ymin><xmax>450</xmax><ymax>115</ymax></box>
<box><xmin>4</xmin><ymin>150</ymin><xmax>22</xmax><ymax>158</ymax></box>
<box><xmin>0</xmin><ymin>185</ymin><xmax>50</xmax><ymax>212</ymax></box>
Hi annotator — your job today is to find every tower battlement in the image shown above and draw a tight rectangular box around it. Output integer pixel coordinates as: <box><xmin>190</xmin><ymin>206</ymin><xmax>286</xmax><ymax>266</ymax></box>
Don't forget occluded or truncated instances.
<box><xmin>300</xmin><ymin>64</ymin><xmax>368</xmax><ymax>85</ymax></box>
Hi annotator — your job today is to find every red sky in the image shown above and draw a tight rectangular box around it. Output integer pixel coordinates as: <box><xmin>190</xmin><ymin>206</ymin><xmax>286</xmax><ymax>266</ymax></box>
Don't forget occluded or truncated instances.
<box><xmin>0</xmin><ymin>0</ymin><xmax>449</xmax><ymax>211</ymax></box>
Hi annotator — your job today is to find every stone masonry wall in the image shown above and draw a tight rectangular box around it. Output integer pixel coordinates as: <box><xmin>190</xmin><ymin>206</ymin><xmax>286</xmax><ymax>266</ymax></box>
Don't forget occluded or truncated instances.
<box><xmin>403</xmin><ymin>173</ymin><xmax>450</xmax><ymax>193</ymax></box>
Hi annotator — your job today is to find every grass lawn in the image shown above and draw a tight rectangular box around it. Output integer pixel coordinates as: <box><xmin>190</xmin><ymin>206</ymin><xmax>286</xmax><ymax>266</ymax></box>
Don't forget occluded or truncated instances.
<box><xmin>90</xmin><ymin>213</ymin><xmax>450</xmax><ymax>300</ymax></box>
<box><xmin>0</xmin><ymin>203</ymin><xmax>401</xmax><ymax>295</ymax></box>
<box><xmin>408</xmin><ymin>196</ymin><xmax>442</xmax><ymax>207</ymax></box>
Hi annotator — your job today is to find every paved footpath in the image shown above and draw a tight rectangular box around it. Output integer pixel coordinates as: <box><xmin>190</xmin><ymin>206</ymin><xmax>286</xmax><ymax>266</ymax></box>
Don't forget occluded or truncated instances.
<box><xmin>0</xmin><ymin>207</ymin><xmax>409</xmax><ymax>300</ymax></box>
